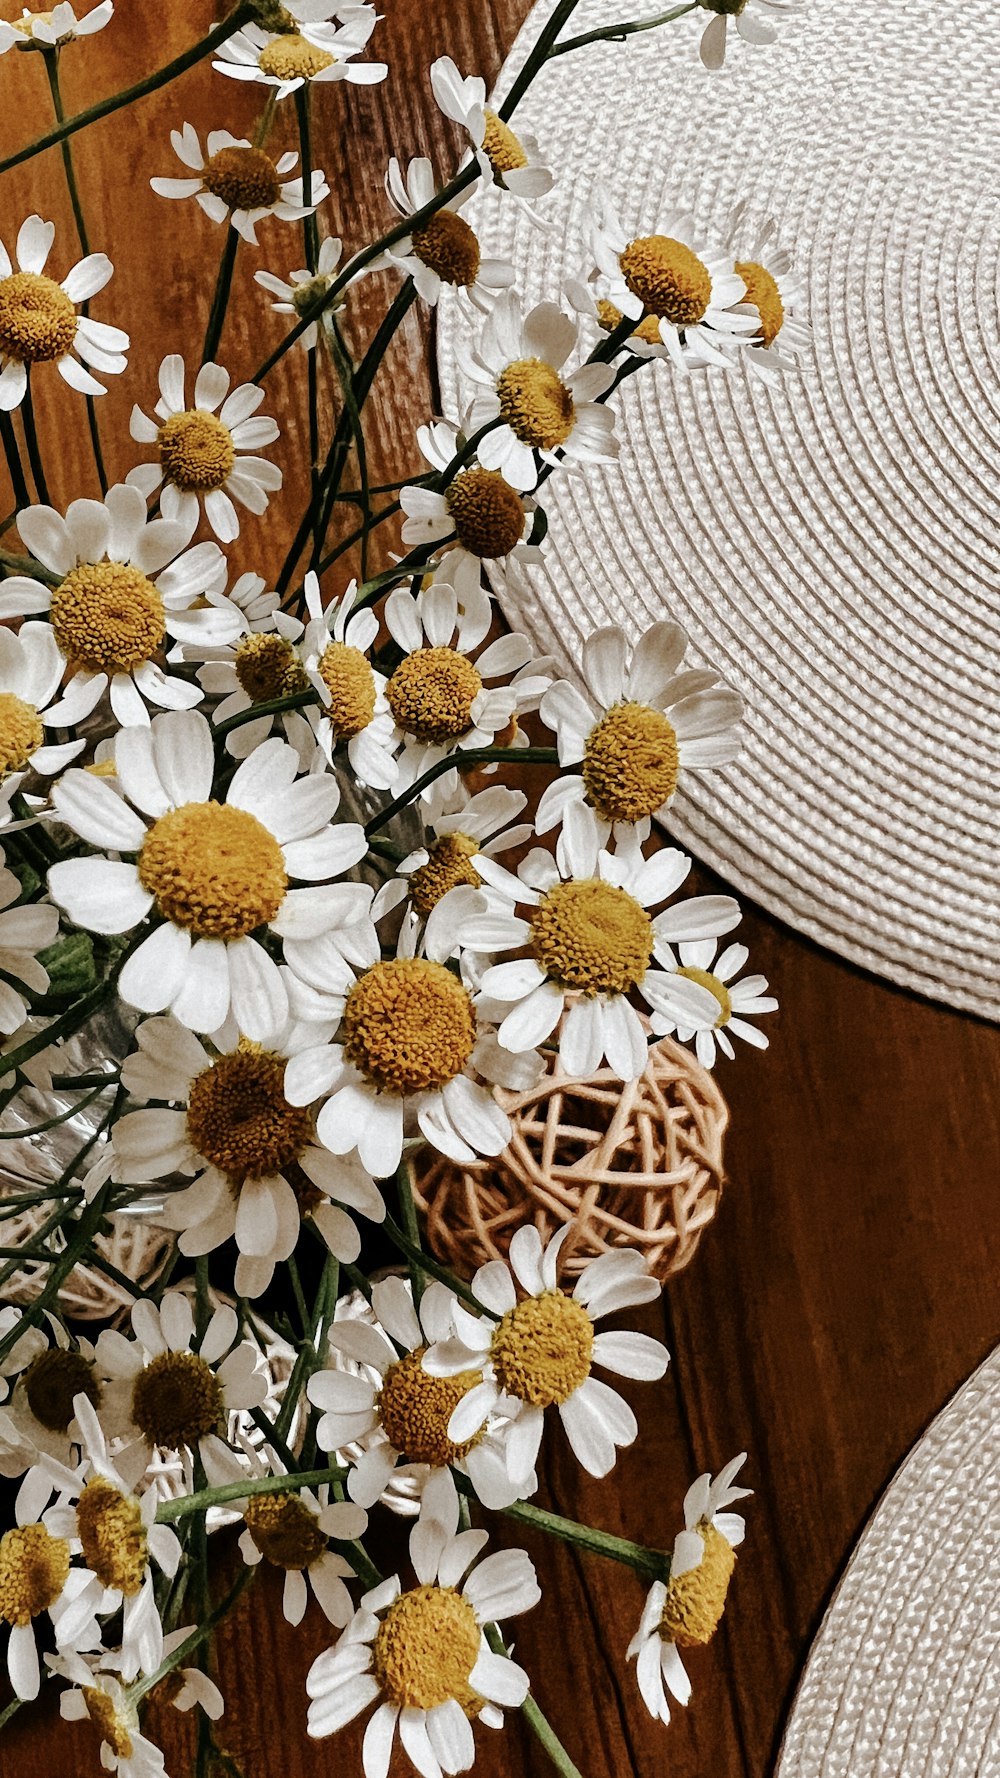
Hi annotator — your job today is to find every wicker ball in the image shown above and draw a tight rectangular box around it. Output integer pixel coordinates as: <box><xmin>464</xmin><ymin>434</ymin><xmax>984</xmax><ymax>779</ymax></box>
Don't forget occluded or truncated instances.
<box><xmin>411</xmin><ymin>1035</ymin><xmax>728</xmax><ymax>1284</ymax></box>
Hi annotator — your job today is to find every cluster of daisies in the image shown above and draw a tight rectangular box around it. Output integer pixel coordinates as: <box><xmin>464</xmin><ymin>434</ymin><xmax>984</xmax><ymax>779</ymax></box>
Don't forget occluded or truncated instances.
<box><xmin>0</xmin><ymin>0</ymin><xmax>804</xmax><ymax>1772</ymax></box>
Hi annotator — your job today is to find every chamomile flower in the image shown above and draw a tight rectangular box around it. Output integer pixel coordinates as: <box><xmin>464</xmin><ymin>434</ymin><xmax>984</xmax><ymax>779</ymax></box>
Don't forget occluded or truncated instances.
<box><xmin>127</xmin><ymin>355</ymin><xmax>281</xmax><ymax>544</ymax></box>
<box><xmin>593</xmin><ymin>196</ymin><xmax>758</xmax><ymax>372</ymax></box>
<box><xmin>152</xmin><ymin>124</ymin><xmax>329</xmax><ymax>246</ymax></box>
<box><xmin>372</xmin><ymin>782</ymin><xmax>531</xmax><ymax>924</ymax></box>
<box><xmin>535</xmin><ymin>621</ymin><xmax>743</xmax><ymax>835</ymax></box>
<box><xmin>697</xmin><ymin>0</ymin><xmax>798</xmax><ymax>71</ymax></box>
<box><xmin>112</xmin><ymin>1008</ymin><xmax>386</xmax><ymax>1300</ymax></box>
<box><xmin>0</xmin><ymin>2</ymin><xmax>112</xmax><ymax>52</ymax></box>
<box><xmin>185</xmin><ymin>590</ymin><xmax>307</xmax><ymax>761</ymax></box>
<box><xmin>306</xmin><ymin>1492</ymin><xmax>539</xmax><ymax>1773</ymax></box>
<box><xmin>460</xmin><ymin>803</ymin><xmax>741</xmax><ymax>1082</ymax></box>
<box><xmin>0</xmin><ymin>1313</ymin><xmax>101</xmax><ymax>1473</ymax></box>
<box><xmin>0</xmin><ymin>215</ymin><xmax>128</xmax><ymax>410</ymax></box>
<box><xmin>430</xmin><ymin>57</ymin><xmax>554</xmax><ymax>203</ymax></box>
<box><xmin>47</xmin><ymin>708</ymin><xmax>368</xmax><ymax>1040</ymax></box>
<box><xmin>0</xmin><ymin>485</ymin><xmax>235</xmax><ymax>727</ymax></box>
<box><xmin>301</xmin><ymin>573</ymin><xmax>400</xmax><ymax>790</ymax></box>
<box><xmin>457</xmin><ymin>291</ymin><xmax>618</xmax><ymax>491</ymax></box>
<box><xmin>213</xmin><ymin>11</ymin><xmax>387</xmax><ymax>100</ymax></box>
<box><xmin>399</xmin><ymin>419</ymin><xmax>543</xmax><ymax>602</ymax></box>
<box><xmin>309</xmin><ymin>1275</ymin><xmax>526</xmax><ymax>1512</ymax></box>
<box><xmin>0</xmin><ymin>1490</ymin><xmax>97</xmax><ymax>1699</ymax></box>
<box><xmin>650</xmin><ymin>939</ymin><xmax>778</xmax><ymax>1066</ymax></box>
<box><xmin>51</xmin><ymin>1634</ymin><xmax>223</xmax><ymax>1775</ymax></box>
<box><xmin>629</xmin><ymin>1454</ymin><xmax>751</xmax><ymax>1724</ymax></box>
<box><xmin>0</xmin><ymin>851</ymin><xmax>58</xmax><ymax>1035</ymax></box>
<box><xmin>0</xmin><ymin>625</ymin><xmax>87</xmax><ymax>818</ymax></box>
<box><xmin>379</xmin><ymin>157</ymin><xmax>515</xmax><ymax>308</ymax></box>
<box><xmin>727</xmin><ymin>209</ymin><xmax>812</xmax><ymax>382</ymax></box>
<box><xmin>255</xmin><ymin>234</ymin><xmax>345</xmax><ymax>349</ymax></box>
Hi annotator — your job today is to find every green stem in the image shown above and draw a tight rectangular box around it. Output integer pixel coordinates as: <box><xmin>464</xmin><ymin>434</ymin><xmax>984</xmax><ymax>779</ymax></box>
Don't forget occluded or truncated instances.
<box><xmin>394</xmin><ymin>1161</ymin><xmax>425</xmax><ymax>1309</ymax></box>
<box><xmin>499</xmin><ymin>1498</ymin><xmax>669</xmax><ymax>1582</ymax></box>
<box><xmin>0</xmin><ymin>1075</ymin><xmax>116</xmax><ymax>1140</ymax></box>
<box><xmin>128</xmin><ymin>1565</ymin><xmax>256</xmax><ymax>1705</ymax></box>
<box><xmin>213</xmin><ymin>686</ymin><xmax>318</xmax><ymax>741</ymax></box>
<box><xmin>202</xmin><ymin>227</ymin><xmax>241</xmax><ymax>364</ymax></box>
<box><xmin>0</xmin><ymin>980</ymin><xmax>113</xmax><ymax>1084</ymax></box>
<box><xmin>553</xmin><ymin>0</ymin><xmax>698</xmax><ymax>56</ymax></box>
<box><xmin>0</xmin><ymin>412</ymin><xmax>30</xmax><ymax>510</ymax></box>
<box><xmin>381</xmin><ymin>1213</ymin><xmax>499</xmax><ymax>1320</ymax></box>
<box><xmin>497</xmin><ymin>0</ymin><xmax>583</xmax><ymax>118</ymax></box>
<box><xmin>482</xmin><ymin>1625</ymin><xmax>586</xmax><ymax>1778</ymax></box>
<box><xmin>44</xmin><ymin>48</ymin><xmax>108</xmax><ymax>493</ymax></box>
<box><xmin>155</xmin><ymin>1464</ymin><xmax>348</xmax><ymax>1523</ymax></box>
<box><xmin>0</xmin><ymin>1176</ymin><xmax>116</xmax><ymax>1365</ymax></box>
<box><xmin>364</xmin><ymin>746</ymin><xmax>560</xmax><ymax>836</ymax></box>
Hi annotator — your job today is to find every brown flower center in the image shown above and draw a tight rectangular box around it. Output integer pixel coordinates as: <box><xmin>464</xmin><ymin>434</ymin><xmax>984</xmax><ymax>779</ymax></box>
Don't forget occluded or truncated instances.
<box><xmin>185</xmin><ymin>1044</ymin><xmax>313</xmax><ymax>1184</ymax></box>
<box><xmin>22</xmin><ymin>1347</ymin><xmax>101</xmax><ymax>1433</ymax></box>
<box><xmin>130</xmin><ymin>1349</ymin><xmax>224</xmax><ymax>1450</ymax></box>
<box><xmin>257</xmin><ymin>32</ymin><xmax>336</xmax><ymax>81</ymax></box>
<box><xmin>408</xmin><ymin>832</ymin><xmax>481</xmax><ymax>916</ymax></box>
<box><xmin>202</xmin><ymin>145</ymin><xmax>282</xmax><ymax>212</ymax></box>
<box><xmin>343</xmin><ymin>957</ymin><xmax>477</xmax><ymax>1094</ymax></box>
<box><xmin>659</xmin><ymin>1521</ymin><xmax>736</xmax><ymax>1645</ymax></box>
<box><xmin>386</xmin><ymin>647</ymin><xmax>482</xmax><ymax>744</ymax></box>
<box><xmin>158</xmin><ymin>409</ymin><xmax>236</xmax><ymax>493</ymax></box>
<box><xmin>481</xmin><ymin>109</ymin><xmax>529</xmax><ymax>176</ymax></box>
<box><xmin>497</xmin><ymin>357</ymin><xmax>575</xmax><ymax>450</ymax></box>
<box><xmin>50</xmin><ymin>561</ymin><xmax>165</xmax><ymax>676</ymax></box>
<box><xmin>82</xmin><ymin>1689</ymin><xmax>134</xmax><ymax>1761</ymax></box>
<box><xmin>76</xmin><ymin>1478</ymin><xmax>147</xmax><ymax>1596</ymax></box>
<box><xmin>444</xmin><ymin>468</ymin><xmax>526</xmax><ymax>559</ymax></box>
<box><xmin>377</xmin><ymin>1347</ymin><xmax>484</xmax><ymax>1465</ymax></box>
<box><xmin>0</xmin><ymin>271</ymin><xmax>77</xmax><ymax>363</ymax></box>
<box><xmin>234</xmin><ymin>632</ymin><xmax>310</xmax><ymax>704</ymax></box>
<box><xmin>138</xmin><ymin>801</ymin><xmax>287</xmax><ymax>939</ymax></box>
<box><xmin>243</xmin><ymin>1491</ymin><xmax>327</xmax><ymax>1569</ymax></box>
<box><xmin>0</xmin><ymin>1523</ymin><xmax>71</xmax><ymax>1625</ymax></box>
<box><xmin>410</xmin><ymin>210</ymin><xmax>481</xmax><ymax>288</ymax></box>
<box><xmin>596</xmin><ymin>298</ymin><xmax>663</xmax><ymax>347</ymax></box>
<box><xmin>735</xmin><ymin>259</ymin><xmax>785</xmax><ymax>346</ymax></box>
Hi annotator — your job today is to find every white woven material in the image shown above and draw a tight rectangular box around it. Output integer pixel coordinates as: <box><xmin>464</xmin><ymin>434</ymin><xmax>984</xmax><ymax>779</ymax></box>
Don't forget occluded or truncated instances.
<box><xmin>436</xmin><ymin>0</ymin><xmax>1000</xmax><ymax>1018</ymax></box>
<box><xmin>776</xmin><ymin>1344</ymin><xmax>1000</xmax><ymax>1776</ymax></box>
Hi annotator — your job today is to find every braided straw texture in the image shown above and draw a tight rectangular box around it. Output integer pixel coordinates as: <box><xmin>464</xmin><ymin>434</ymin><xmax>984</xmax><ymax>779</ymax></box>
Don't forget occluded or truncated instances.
<box><xmin>411</xmin><ymin>1034</ymin><xmax>727</xmax><ymax>1282</ymax></box>
<box><xmin>436</xmin><ymin>0</ymin><xmax>1000</xmax><ymax>1018</ymax></box>
<box><xmin>776</xmin><ymin>1343</ymin><xmax>1000</xmax><ymax>1776</ymax></box>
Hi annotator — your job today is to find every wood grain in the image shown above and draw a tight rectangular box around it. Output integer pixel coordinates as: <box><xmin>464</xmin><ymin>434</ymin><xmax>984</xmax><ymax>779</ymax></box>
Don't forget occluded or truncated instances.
<box><xmin>1</xmin><ymin>2</ymin><xmax>999</xmax><ymax>1774</ymax></box>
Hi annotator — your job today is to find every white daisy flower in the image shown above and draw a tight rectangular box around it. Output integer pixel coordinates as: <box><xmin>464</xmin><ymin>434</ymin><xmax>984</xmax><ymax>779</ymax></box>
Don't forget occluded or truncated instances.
<box><xmin>0</xmin><ymin>214</ymin><xmax>128</xmax><ymax>411</ymax></box>
<box><xmin>726</xmin><ymin>207</ymin><xmax>812</xmax><ymax>382</ymax></box>
<box><xmin>535</xmin><ymin>620</ymin><xmax>743</xmax><ymax>836</ymax></box>
<box><xmin>430</xmin><ymin>57</ymin><xmax>554</xmax><ymax>203</ymax></box>
<box><xmin>593</xmin><ymin>195</ymin><xmax>759</xmax><ymax>372</ymax></box>
<box><xmin>459</xmin><ymin>802</ymin><xmax>741</xmax><ymax>1082</ymax></box>
<box><xmin>0</xmin><ymin>485</ymin><xmax>235</xmax><ymax>728</ymax></box>
<box><xmin>697</xmin><ymin>0</ymin><xmax>798</xmax><ymax>71</ymax></box>
<box><xmin>399</xmin><ymin>419</ymin><xmax>543</xmax><ymax>602</ymax></box>
<box><xmin>306</xmin><ymin>1489</ymin><xmax>539</xmax><ymax>1774</ymax></box>
<box><xmin>51</xmin><ymin>1636</ymin><xmax>223</xmax><ymax>1775</ymax></box>
<box><xmin>47</xmin><ymin>707</ymin><xmax>369</xmax><ymax>1040</ymax></box>
<box><xmin>650</xmin><ymin>938</ymin><xmax>778</xmax><ymax>1066</ymax></box>
<box><xmin>629</xmin><ymin>1454</ymin><xmax>751</xmax><ymax>1724</ymax></box>
<box><xmin>127</xmin><ymin>354</ymin><xmax>281</xmax><ymax>544</ymax></box>
<box><xmin>0</xmin><ymin>625</ymin><xmax>87</xmax><ymax>820</ymax></box>
<box><xmin>300</xmin><ymin>573</ymin><xmax>400</xmax><ymax>791</ymax></box>
<box><xmin>112</xmin><ymin>1007</ymin><xmax>386</xmax><ymax>1300</ymax></box>
<box><xmin>212</xmin><ymin>11</ymin><xmax>387</xmax><ymax>100</ymax></box>
<box><xmin>566</xmin><ymin>272</ymin><xmax>690</xmax><ymax>363</ymax></box>
<box><xmin>379</xmin><ymin>157</ymin><xmax>515</xmax><ymax>308</ymax></box>
<box><xmin>255</xmin><ymin>233</ymin><xmax>346</xmax><ymax>350</ymax></box>
<box><xmin>456</xmin><ymin>290</ymin><xmax>618</xmax><ymax>491</ymax></box>
<box><xmin>0</xmin><ymin>2</ymin><xmax>112</xmax><ymax>52</ymax></box>
<box><xmin>182</xmin><ymin>580</ymin><xmax>307</xmax><ymax>760</ymax></box>
<box><xmin>423</xmin><ymin>1223</ymin><xmax>668</xmax><ymax>1486</ymax></box>
<box><xmin>151</xmin><ymin>123</ymin><xmax>330</xmax><ymax>246</ymax></box>
<box><xmin>0</xmin><ymin>1312</ymin><xmax>101</xmax><ymax>1474</ymax></box>
<box><xmin>309</xmin><ymin>1275</ymin><xmax>528</xmax><ymax>1512</ymax></box>
<box><xmin>0</xmin><ymin>1486</ymin><xmax>98</xmax><ymax>1700</ymax></box>
<box><xmin>284</xmin><ymin>887</ymin><xmax>541</xmax><ymax>1178</ymax></box>
<box><xmin>372</xmin><ymin>782</ymin><xmax>531</xmax><ymax>926</ymax></box>
<box><xmin>0</xmin><ymin>849</ymin><xmax>58</xmax><ymax>1033</ymax></box>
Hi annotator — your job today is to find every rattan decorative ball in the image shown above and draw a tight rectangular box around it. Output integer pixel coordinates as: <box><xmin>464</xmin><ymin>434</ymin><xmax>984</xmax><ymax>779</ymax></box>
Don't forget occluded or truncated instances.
<box><xmin>411</xmin><ymin>1034</ymin><xmax>728</xmax><ymax>1284</ymax></box>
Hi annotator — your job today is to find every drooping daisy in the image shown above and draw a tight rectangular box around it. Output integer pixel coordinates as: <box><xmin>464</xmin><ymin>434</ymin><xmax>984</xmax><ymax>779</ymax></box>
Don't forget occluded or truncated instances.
<box><xmin>650</xmin><ymin>938</ymin><xmax>778</xmax><ymax>1067</ymax></box>
<box><xmin>0</xmin><ymin>1490</ymin><xmax>98</xmax><ymax>1700</ymax></box>
<box><xmin>128</xmin><ymin>355</ymin><xmax>281</xmax><ymax>544</ymax></box>
<box><xmin>306</xmin><ymin>1492</ymin><xmax>539</xmax><ymax>1773</ymax></box>
<box><xmin>535</xmin><ymin>621</ymin><xmax>743</xmax><ymax>836</ymax></box>
<box><xmin>0</xmin><ymin>625</ymin><xmax>87</xmax><ymax>820</ymax></box>
<box><xmin>0</xmin><ymin>1312</ymin><xmax>101</xmax><ymax>1474</ymax></box>
<box><xmin>0</xmin><ymin>215</ymin><xmax>128</xmax><ymax>411</ymax></box>
<box><xmin>697</xmin><ymin>0</ymin><xmax>798</xmax><ymax>71</ymax></box>
<box><xmin>593</xmin><ymin>196</ymin><xmax>758</xmax><ymax>372</ymax></box>
<box><xmin>255</xmin><ymin>234</ymin><xmax>346</xmax><ymax>350</ymax></box>
<box><xmin>212</xmin><ymin>11</ymin><xmax>387</xmax><ymax>100</ymax></box>
<box><xmin>47</xmin><ymin>708</ymin><xmax>368</xmax><ymax>1039</ymax></box>
<box><xmin>456</xmin><ymin>291</ymin><xmax>618</xmax><ymax>491</ymax></box>
<box><xmin>727</xmin><ymin>208</ymin><xmax>812</xmax><ymax>383</ymax></box>
<box><xmin>372</xmin><ymin>782</ymin><xmax>531</xmax><ymax>925</ymax></box>
<box><xmin>379</xmin><ymin>157</ymin><xmax>515</xmax><ymax>308</ymax></box>
<box><xmin>399</xmin><ymin>419</ymin><xmax>543</xmax><ymax>602</ymax></box>
<box><xmin>460</xmin><ymin>802</ymin><xmax>741</xmax><ymax>1082</ymax></box>
<box><xmin>0</xmin><ymin>484</ymin><xmax>236</xmax><ymax>727</ymax></box>
<box><xmin>112</xmin><ymin>1007</ymin><xmax>386</xmax><ymax>1299</ymax></box>
<box><xmin>50</xmin><ymin>1635</ymin><xmax>223</xmax><ymax>1776</ymax></box>
<box><xmin>300</xmin><ymin>573</ymin><xmax>399</xmax><ymax>790</ymax></box>
<box><xmin>0</xmin><ymin>850</ymin><xmax>58</xmax><ymax>1035</ymax></box>
<box><xmin>430</xmin><ymin>57</ymin><xmax>554</xmax><ymax>204</ymax></box>
<box><xmin>566</xmin><ymin>271</ymin><xmax>692</xmax><ymax>364</ymax></box>
<box><xmin>629</xmin><ymin>1454</ymin><xmax>750</xmax><ymax>1724</ymax></box>
<box><xmin>151</xmin><ymin>124</ymin><xmax>330</xmax><ymax>246</ymax></box>
<box><xmin>309</xmin><ymin>1275</ymin><xmax>527</xmax><ymax>1512</ymax></box>
<box><xmin>424</xmin><ymin>1224</ymin><xmax>667</xmax><ymax>1485</ymax></box>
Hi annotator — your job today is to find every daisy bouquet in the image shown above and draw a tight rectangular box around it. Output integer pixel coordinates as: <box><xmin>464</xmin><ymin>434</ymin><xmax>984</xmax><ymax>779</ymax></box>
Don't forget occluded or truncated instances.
<box><xmin>0</xmin><ymin>1</ymin><xmax>803</xmax><ymax>1773</ymax></box>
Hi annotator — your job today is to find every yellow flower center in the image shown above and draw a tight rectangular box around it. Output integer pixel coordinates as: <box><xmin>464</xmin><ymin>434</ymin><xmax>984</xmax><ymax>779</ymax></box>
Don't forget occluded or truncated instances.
<box><xmin>373</xmin><ymin>1584</ymin><xmax>482</xmax><ymax>1712</ymax></box>
<box><xmin>50</xmin><ymin>561</ymin><xmax>166</xmax><ymax>676</ymax></box>
<box><xmin>735</xmin><ymin>259</ymin><xmax>785</xmax><ymax>347</ymax></box>
<box><xmin>158</xmin><ymin>409</ymin><xmax>236</xmax><ymax>493</ymax></box>
<box><xmin>343</xmin><ymin>957</ymin><xmax>477</xmax><ymax>1094</ymax></box>
<box><xmin>676</xmin><ymin>965</ymin><xmax>732</xmax><ymax>1027</ymax></box>
<box><xmin>0</xmin><ymin>1523</ymin><xmax>71</xmax><ymax>1625</ymax></box>
<box><xmin>481</xmin><ymin>109</ymin><xmax>529</xmax><ymax>176</ymax></box>
<box><xmin>21</xmin><ymin>1347</ymin><xmax>101</xmax><ymax>1433</ymax></box>
<box><xmin>185</xmin><ymin>1044</ymin><xmax>313</xmax><ymax>1185</ymax></box>
<box><xmin>234</xmin><ymin>631</ymin><xmax>309</xmax><ymax>704</ymax></box>
<box><xmin>408</xmin><ymin>832</ymin><xmax>480</xmax><ymax>917</ymax></box>
<box><xmin>291</xmin><ymin>272</ymin><xmax>333</xmax><ymax>315</ymax></box>
<box><xmin>410</xmin><ymin>210</ymin><xmax>481</xmax><ymax>288</ymax></box>
<box><xmin>596</xmin><ymin>298</ymin><xmax>663</xmax><ymax>347</ymax></box>
<box><xmin>582</xmin><ymin>701</ymin><xmax>680</xmax><ymax>823</ymax></box>
<box><xmin>76</xmin><ymin>1479</ymin><xmax>147</xmax><ymax>1597</ymax></box>
<box><xmin>659</xmin><ymin>1522</ymin><xmax>736</xmax><ymax>1646</ymax></box>
<box><xmin>257</xmin><ymin>32</ymin><xmax>336</xmax><ymax>80</ymax></box>
<box><xmin>530</xmin><ymin>879</ymin><xmax>654</xmax><ymax>996</ymax></box>
<box><xmin>317</xmin><ymin>640</ymin><xmax>377</xmax><ymax>740</ymax></box>
<box><xmin>0</xmin><ymin>692</ymin><xmax>43</xmax><ymax>781</ymax></box>
<box><xmin>491</xmin><ymin>1291</ymin><xmax>593</xmax><ymax>1406</ymax></box>
<box><xmin>130</xmin><ymin>1349</ymin><xmax>224</xmax><ymax>1450</ymax></box>
<box><xmin>386</xmin><ymin>647</ymin><xmax>483</xmax><ymax>744</ymax></box>
<box><xmin>82</xmin><ymin>1689</ymin><xmax>134</xmax><ymax>1761</ymax></box>
<box><xmin>377</xmin><ymin>1347</ymin><xmax>484</xmax><ymax>1466</ymax></box>
<box><xmin>496</xmin><ymin>357</ymin><xmax>575</xmax><ymax>451</ymax></box>
<box><xmin>243</xmin><ymin>1491</ymin><xmax>327</xmax><ymax>1569</ymax></box>
<box><xmin>619</xmin><ymin>236</ymin><xmax>712</xmax><ymax>329</ymax></box>
<box><xmin>0</xmin><ymin>271</ymin><xmax>77</xmax><ymax>364</ymax></box>
<box><xmin>202</xmin><ymin>144</ymin><xmax>282</xmax><ymax>212</ymax></box>
<box><xmin>137</xmin><ymin>801</ymin><xmax>287</xmax><ymax>939</ymax></box>
<box><xmin>444</xmin><ymin>468</ymin><xmax>526</xmax><ymax>559</ymax></box>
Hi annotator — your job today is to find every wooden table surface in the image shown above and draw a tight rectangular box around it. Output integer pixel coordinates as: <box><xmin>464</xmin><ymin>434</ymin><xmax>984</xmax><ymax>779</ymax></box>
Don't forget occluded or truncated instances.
<box><xmin>1</xmin><ymin>3</ymin><xmax>998</xmax><ymax>1774</ymax></box>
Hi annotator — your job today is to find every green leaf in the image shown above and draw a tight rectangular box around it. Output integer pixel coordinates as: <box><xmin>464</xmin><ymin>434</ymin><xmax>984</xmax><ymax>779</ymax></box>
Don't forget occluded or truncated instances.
<box><xmin>37</xmin><ymin>930</ymin><xmax>98</xmax><ymax>997</ymax></box>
